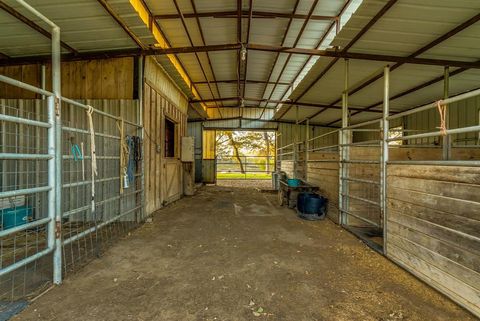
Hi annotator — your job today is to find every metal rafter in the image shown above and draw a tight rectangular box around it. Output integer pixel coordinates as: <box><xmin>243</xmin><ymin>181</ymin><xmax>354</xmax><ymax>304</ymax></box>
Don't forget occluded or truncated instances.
<box><xmin>154</xmin><ymin>10</ymin><xmax>336</xmax><ymax>21</ymax></box>
<box><xmin>2</xmin><ymin>44</ymin><xmax>478</xmax><ymax>68</ymax></box>
<box><xmin>172</xmin><ymin>0</ymin><xmax>222</xmax><ymax>117</ymax></box>
<box><xmin>323</xmin><ymin>12</ymin><xmax>480</xmax><ymax>125</ymax></box>
<box><xmin>236</xmin><ymin>0</ymin><xmax>242</xmax><ymax>107</ymax></box>
<box><xmin>190</xmin><ymin>0</ymin><xmax>223</xmax><ymax>112</ymax></box>
<box><xmin>257</xmin><ymin>0</ymin><xmax>301</xmax><ymax>120</ymax></box>
<box><xmin>241</xmin><ymin>0</ymin><xmax>253</xmax><ymax>118</ymax></box>
<box><xmin>96</xmin><ymin>0</ymin><xmax>145</xmax><ymax>49</ymax></box>
<box><xmin>193</xmin><ymin>79</ymin><xmax>291</xmax><ymax>86</ymax></box>
<box><xmin>273</xmin><ymin>0</ymin><xmax>353</xmax><ymax>117</ymax></box>
<box><xmin>263</xmin><ymin>0</ymin><xmax>320</xmax><ymax>119</ymax></box>
<box><xmin>276</xmin><ymin>0</ymin><xmax>399</xmax><ymax>120</ymax></box>
<box><xmin>190</xmin><ymin>96</ymin><xmax>384</xmax><ymax>113</ymax></box>
<box><xmin>0</xmin><ymin>0</ymin><xmax>78</xmax><ymax>54</ymax></box>
<box><xmin>138</xmin><ymin>0</ymin><xmax>207</xmax><ymax>104</ymax></box>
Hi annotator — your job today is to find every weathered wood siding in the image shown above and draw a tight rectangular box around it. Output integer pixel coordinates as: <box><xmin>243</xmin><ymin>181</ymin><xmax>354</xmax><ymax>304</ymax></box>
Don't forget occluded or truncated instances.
<box><xmin>280</xmin><ymin>160</ymin><xmax>294</xmax><ymax>178</ymax></box>
<box><xmin>386</xmin><ymin>165</ymin><xmax>480</xmax><ymax>317</ymax></box>
<box><xmin>306</xmin><ymin>152</ymin><xmax>339</xmax><ymax>223</ymax></box>
<box><xmin>0</xmin><ymin>58</ymin><xmax>134</xmax><ymax>99</ymax></box>
<box><xmin>143</xmin><ymin>57</ymin><xmax>188</xmax><ymax>214</ymax></box>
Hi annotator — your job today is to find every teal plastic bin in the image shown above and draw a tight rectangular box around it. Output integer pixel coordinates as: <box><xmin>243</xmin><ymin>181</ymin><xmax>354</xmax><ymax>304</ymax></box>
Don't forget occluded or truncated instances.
<box><xmin>1</xmin><ymin>206</ymin><xmax>33</xmax><ymax>230</ymax></box>
<box><xmin>287</xmin><ymin>179</ymin><xmax>301</xmax><ymax>187</ymax></box>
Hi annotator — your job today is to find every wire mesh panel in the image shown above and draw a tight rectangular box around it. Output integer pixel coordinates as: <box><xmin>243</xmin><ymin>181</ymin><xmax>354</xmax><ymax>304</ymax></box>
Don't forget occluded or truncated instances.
<box><xmin>60</xmin><ymin>100</ymin><xmax>143</xmax><ymax>276</ymax></box>
<box><xmin>0</xmin><ymin>99</ymin><xmax>53</xmax><ymax>300</ymax></box>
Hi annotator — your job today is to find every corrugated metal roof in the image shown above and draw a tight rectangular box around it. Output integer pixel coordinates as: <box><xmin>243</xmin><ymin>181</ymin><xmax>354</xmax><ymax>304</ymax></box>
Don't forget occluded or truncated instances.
<box><xmin>278</xmin><ymin>0</ymin><xmax>480</xmax><ymax>126</ymax></box>
<box><xmin>0</xmin><ymin>0</ymin><xmax>150</xmax><ymax>56</ymax></box>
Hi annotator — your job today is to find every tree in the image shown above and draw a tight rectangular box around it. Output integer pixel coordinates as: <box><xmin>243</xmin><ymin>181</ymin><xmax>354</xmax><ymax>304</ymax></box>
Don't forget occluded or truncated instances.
<box><xmin>215</xmin><ymin>131</ymin><xmax>275</xmax><ymax>175</ymax></box>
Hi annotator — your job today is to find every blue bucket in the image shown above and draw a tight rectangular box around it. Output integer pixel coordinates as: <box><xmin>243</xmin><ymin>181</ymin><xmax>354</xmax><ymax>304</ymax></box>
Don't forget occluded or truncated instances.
<box><xmin>287</xmin><ymin>179</ymin><xmax>301</xmax><ymax>187</ymax></box>
<box><xmin>1</xmin><ymin>206</ymin><xmax>32</xmax><ymax>230</ymax></box>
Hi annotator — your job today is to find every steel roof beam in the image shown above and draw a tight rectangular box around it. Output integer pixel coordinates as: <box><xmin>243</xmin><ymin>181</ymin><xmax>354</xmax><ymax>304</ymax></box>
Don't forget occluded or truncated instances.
<box><xmin>193</xmin><ymin>79</ymin><xmax>291</xmax><ymax>86</ymax></box>
<box><xmin>242</xmin><ymin>0</ymin><xmax>253</xmax><ymax>118</ymax></box>
<box><xmin>276</xmin><ymin>0</ymin><xmax>398</xmax><ymax>120</ymax></box>
<box><xmin>189</xmin><ymin>96</ymin><xmax>383</xmax><ymax>113</ymax></box>
<box><xmin>0</xmin><ymin>0</ymin><xmax>78</xmax><ymax>54</ymax></box>
<box><xmin>154</xmin><ymin>10</ymin><xmax>336</xmax><ymax>21</ymax></box>
<box><xmin>257</xmin><ymin>0</ymin><xmax>301</xmax><ymax>120</ymax></box>
<box><xmin>323</xmin><ymin>13</ymin><xmax>480</xmax><ymax>125</ymax></box>
<box><xmin>190</xmin><ymin>0</ymin><xmax>223</xmax><ymax>111</ymax></box>
<box><xmin>2</xmin><ymin>43</ymin><xmax>479</xmax><ymax>68</ymax></box>
<box><xmin>273</xmin><ymin>0</ymin><xmax>352</xmax><ymax>120</ymax></box>
<box><xmin>262</xmin><ymin>0</ymin><xmax>320</xmax><ymax>119</ymax></box>
<box><xmin>173</xmin><ymin>0</ymin><xmax>222</xmax><ymax>117</ymax></box>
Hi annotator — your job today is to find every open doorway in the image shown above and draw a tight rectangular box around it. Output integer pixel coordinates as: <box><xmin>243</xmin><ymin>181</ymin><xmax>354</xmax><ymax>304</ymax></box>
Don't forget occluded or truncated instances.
<box><xmin>215</xmin><ymin>130</ymin><xmax>275</xmax><ymax>188</ymax></box>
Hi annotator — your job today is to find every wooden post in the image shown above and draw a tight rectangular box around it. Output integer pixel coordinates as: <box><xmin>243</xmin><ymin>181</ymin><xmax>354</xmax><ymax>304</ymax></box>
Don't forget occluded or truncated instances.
<box><xmin>339</xmin><ymin>59</ymin><xmax>350</xmax><ymax>225</ymax></box>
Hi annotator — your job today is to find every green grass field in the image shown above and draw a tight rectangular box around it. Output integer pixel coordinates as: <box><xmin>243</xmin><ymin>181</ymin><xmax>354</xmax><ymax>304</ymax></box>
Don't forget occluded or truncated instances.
<box><xmin>217</xmin><ymin>172</ymin><xmax>272</xmax><ymax>180</ymax></box>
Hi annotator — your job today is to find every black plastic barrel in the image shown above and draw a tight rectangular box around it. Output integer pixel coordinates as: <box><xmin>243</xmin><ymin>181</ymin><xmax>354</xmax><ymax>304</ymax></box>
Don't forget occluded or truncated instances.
<box><xmin>297</xmin><ymin>192</ymin><xmax>327</xmax><ymax>215</ymax></box>
<box><xmin>297</xmin><ymin>192</ymin><xmax>317</xmax><ymax>213</ymax></box>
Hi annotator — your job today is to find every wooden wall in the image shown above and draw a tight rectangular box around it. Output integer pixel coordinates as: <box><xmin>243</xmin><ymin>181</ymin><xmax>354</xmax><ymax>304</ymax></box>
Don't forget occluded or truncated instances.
<box><xmin>0</xmin><ymin>58</ymin><xmax>134</xmax><ymax>99</ymax></box>
<box><xmin>143</xmin><ymin>57</ymin><xmax>188</xmax><ymax>215</ymax></box>
<box><xmin>386</xmin><ymin>165</ymin><xmax>480</xmax><ymax>317</ymax></box>
<box><xmin>306</xmin><ymin>152</ymin><xmax>339</xmax><ymax>223</ymax></box>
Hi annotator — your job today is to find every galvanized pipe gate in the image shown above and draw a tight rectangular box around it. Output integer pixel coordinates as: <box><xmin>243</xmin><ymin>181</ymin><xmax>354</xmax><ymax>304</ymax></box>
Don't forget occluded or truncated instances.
<box><xmin>0</xmin><ymin>0</ymin><xmax>145</xmax><ymax>300</ymax></box>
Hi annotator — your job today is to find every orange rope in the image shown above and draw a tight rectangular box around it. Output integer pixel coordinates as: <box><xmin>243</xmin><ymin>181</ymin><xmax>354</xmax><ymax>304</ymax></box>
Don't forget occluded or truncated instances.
<box><xmin>436</xmin><ymin>100</ymin><xmax>447</xmax><ymax>136</ymax></box>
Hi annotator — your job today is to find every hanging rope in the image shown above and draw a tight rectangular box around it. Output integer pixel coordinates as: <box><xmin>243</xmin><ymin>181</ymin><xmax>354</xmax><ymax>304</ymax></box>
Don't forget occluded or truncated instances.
<box><xmin>86</xmin><ymin>105</ymin><xmax>99</xmax><ymax>257</ymax></box>
<box><xmin>86</xmin><ymin>106</ymin><xmax>98</xmax><ymax>177</ymax></box>
<box><xmin>436</xmin><ymin>100</ymin><xmax>448</xmax><ymax>136</ymax></box>
<box><xmin>117</xmin><ymin>118</ymin><xmax>130</xmax><ymax>193</ymax></box>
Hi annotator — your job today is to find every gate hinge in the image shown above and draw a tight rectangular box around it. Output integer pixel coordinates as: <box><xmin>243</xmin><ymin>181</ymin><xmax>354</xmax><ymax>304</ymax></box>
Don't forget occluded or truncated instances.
<box><xmin>54</xmin><ymin>97</ymin><xmax>61</xmax><ymax>117</ymax></box>
<box><xmin>55</xmin><ymin>220</ymin><xmax>62</xmax><ymax>239</ymax></box>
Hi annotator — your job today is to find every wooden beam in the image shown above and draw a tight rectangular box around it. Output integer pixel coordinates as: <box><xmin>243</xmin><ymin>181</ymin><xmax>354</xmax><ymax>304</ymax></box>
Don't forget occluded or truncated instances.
<box><xmin>154</xmin><ymin>10</ymin><xmax>336</xmax><ymax>21</ymax></box>
<box><xmin>0</xmin><ymin>0</ymin><xmax>78</xmax><ymax>54</ymax></box>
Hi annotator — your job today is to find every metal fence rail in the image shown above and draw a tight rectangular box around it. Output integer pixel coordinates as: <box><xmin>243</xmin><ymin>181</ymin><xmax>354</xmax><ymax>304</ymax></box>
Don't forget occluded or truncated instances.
<box><xmin>0</xmin><ymin>0</ymin><xmax>145</xmax><ymax>300</ymax></box>
<box><xmin>216</xmin><ymin>155</ymin><xmax>275</xmax><ymax>179</ymax></box>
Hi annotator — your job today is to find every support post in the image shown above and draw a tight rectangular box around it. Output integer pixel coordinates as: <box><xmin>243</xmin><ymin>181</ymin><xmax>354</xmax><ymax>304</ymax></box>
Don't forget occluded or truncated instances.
<box><xmin>381</xmin><ymin>65</ymin><xmax>390</xmax><ymax>255</ymax></box>
<box><xmin>442</xmin><ymin>66</ymin><xmax>451</xmax><ymax>160</ymax></box>
<box><xmin>41</xmin><ymin>64</ymin><xmax>46</xmax><ymax>100</ymax></box>
<box><xmin>305</xmin><ymin>119</ymin><xmax>310</xmax><ymax>181</ymax></box>
<box><xmin>339</xmin><ymin>59</ymin><xmax>349</xmax><ymax>225</ymax></box>
<box><xmin>138</xmin><ymin>56</ymin><xmax>145</xmax><ymax>221</ymax></box>
<box><xmin>294</xmin><ymin>105</ymin><xmax>299</xmax><ymax>178</ymax></box>
<box><xmin>52</xmin><ymin>26</ymin><xmax>62</xmax><ymax>285</ymax></box>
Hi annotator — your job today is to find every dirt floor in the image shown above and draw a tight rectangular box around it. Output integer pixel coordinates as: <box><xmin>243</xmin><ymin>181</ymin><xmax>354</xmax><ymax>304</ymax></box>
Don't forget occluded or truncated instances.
<box><xmin>12</xmin><ymin>185</ymin><xmax>476</xmax><ymax>321</ymax></box>
<box><xmin>216</xmin><ymin>179</ymin><xmax>272</xmax><ymax>190</ymax></box>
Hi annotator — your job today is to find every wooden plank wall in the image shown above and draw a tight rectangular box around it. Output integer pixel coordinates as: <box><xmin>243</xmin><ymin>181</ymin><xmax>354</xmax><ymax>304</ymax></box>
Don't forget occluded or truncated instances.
<box><xmin>386</xmin><ymin>165</ymin><xmax>480</xmax><ymax>317</ymax></box>
<box><xmin>280</xmin><ymin>160</ymin><xmax>294</xmax><ymax>178</ymax></box>
<box><xmin>0</xmin><ymin>58</ymin><xmax>134</xmax><ymax>99</ymax></box>
<box><xmin>306</xmin><ymin>152</ymin><xmax>339</xmax><ymax>223</ymax></box>
<box><xmin>143</xmin><ymin>57</ymin><xmax>188</xmax><ymax>215</ymax></box>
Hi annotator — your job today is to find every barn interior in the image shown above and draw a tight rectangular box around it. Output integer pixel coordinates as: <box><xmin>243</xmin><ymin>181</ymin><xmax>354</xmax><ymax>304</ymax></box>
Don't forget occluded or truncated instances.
<box><xmin>0</xmin><ymin>0</ymin><xmax>479</xmax><ymax>320</ymax></box>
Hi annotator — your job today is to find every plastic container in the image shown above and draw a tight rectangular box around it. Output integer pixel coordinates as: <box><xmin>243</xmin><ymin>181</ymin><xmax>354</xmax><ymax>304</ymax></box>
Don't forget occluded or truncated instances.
<box><xmin>287</xmin><ymin>178</ymin><xmax>301</xmax><ymax>187</ymax></box>
<box><xmin>297</xmin><ymin>192</ymin><xmax>318</xmax><ymax>213</ymax></box>
<box><xmin>1</xmin><ymin>206</ymin><xmax>32</xmax><ymax>230</ymax></box>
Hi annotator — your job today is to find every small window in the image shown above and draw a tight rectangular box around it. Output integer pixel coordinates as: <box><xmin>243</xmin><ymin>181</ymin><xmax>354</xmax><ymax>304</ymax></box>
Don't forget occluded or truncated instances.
<box><xmin>165</xmin><ymin>118</ymin><xmax>176</xmax><ymax>157</ymax></box>
<box><xmin>388</xmin><ymin>126</ymin><xmax>403</xmax><ymax>145</ymax></box>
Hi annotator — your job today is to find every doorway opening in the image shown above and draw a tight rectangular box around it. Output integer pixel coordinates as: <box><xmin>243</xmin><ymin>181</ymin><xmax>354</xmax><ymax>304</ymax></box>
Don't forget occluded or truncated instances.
<box><xmin>214</xmin><ymin>130</ymin><xmax>275</xmax><ymax>188</ymax></box>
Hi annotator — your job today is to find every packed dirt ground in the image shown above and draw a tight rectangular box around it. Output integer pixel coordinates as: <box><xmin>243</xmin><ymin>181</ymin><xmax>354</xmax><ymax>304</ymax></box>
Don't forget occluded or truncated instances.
<box><xmin>13</xmin><ymin>185</ymin><xmax>476</xmax><ymax>321</ymax></box>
